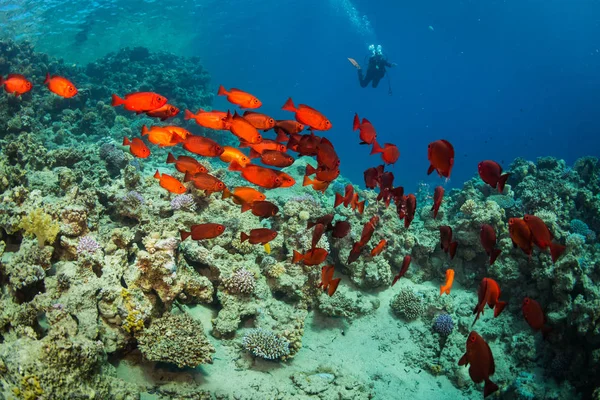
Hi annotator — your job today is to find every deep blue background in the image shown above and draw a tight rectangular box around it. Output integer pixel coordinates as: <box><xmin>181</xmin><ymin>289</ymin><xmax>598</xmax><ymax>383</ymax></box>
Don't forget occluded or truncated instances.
<box><xmin>192</xmin><ymin>0</ymin><xmax>600</xmax><ymax>192</ymax></box>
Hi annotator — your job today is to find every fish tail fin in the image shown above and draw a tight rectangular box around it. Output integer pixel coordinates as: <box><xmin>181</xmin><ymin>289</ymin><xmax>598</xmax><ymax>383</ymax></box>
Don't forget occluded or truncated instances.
<box><xmin>541</xmin><ymin>325</ymin><xmax>552</xmax><ymax>341</ymax></box>
<box><xmin>166</xmin><ymin>152</ymin><xmax>176</xmax><ymax>164</ymax></box>
<box><xmin>494</xmin><ymin>301</ymin><xmax>507</xmax><ymax>317</ymax></box>
<box><xmin>275</xmin><ymin>129</ymin><xmax>288</xmax><ymax>143</ymax></box>
<box><xmin>483</xmin><ymin>379</ymin><xmax>499</xmax><ymax>398</ymax></box>
<box><xmin>292</xmin><ymin>250</ymin><xmax>303</xmax><ymax>263</ymax></box>
<box><xmin>217</xmin><ymin>85</ymin><xmax>227</xmax><ymax>96</ymax></box>
<box><xmin>281</xmin><ymin>97</ymin><xmax>296</xmax><ymax>112</ymax></box>
<box><xmin>180</xmin><ymin>230</ymin><xmax>191</xmax><ymax>241</ymax></box>
<box><xmin>302</xmin><ymin>175</ymin><xmax>313</xmax><ymax>187</ymax></box>
<box><xmin>240</xmin><ymin>202</ymin><xmax>252</xmax><ymax>213</ymax></box>
<box><xmin>306</xmin><ymin>221</ymin><xmax>315</xmax><ymax>229</ymax></box>
<box><xmin>370</xmin><ymin>140</ymin><xmax>383</xmax><ymax>155</ymax></box>
<box><xmin>153</xmin><ymin>170</ymin><xmax>161</xmax><ymax>180</ymax></box>
<box><xmin>334</xmin><ymin>192</ymin><xmax>344</xmax><ymax>208</ymax></box>
<box><xmin>439</xmin><ymin>285</ymin><xmax>446</xmax><ymax>296</ymax></box>
<box><xmin>122</xmin><ymin>137</ymin><xmax>131</xmax><ymax>146</ymax></box>
<box><xmin>427</xmin><ymin>164</ymin><xmax>435</xmax><ymax>175</ymax></box>
<box><xmin>183</xmin><ymin>171</ymin><xmax>193</xmax><ymax>183</ymax></box>
<box><xmin>449</xmin><ymin>241</ymin><xmax>458</xmax><ymax>260</ymax></box>
<box><xmin>184</xmin><ymin>109</ymin><xmax>195</xmax><ymax>120</ymax></box>
<box><xmin>111</xmin><ymin>93</ymin><xmax>123</xmax><ymax>107</ymax></box>
<box><xmin>490</xmin><ymin>248</ymin><xmax>502</xmax><ymax>265</ymax></box>
<box><xmin>44</xmin><ymin>72</ymin><xmax>50</xmax><ymax>85</ymax></box>
<box><xmin>357</xmin><ymin>200</ymin><xmax>365</xmax><ymax>215</ymax></box>
<box><xmin>228</xmin><ymin>161</ymin><xmax>244</xmax><ymax>172</ymax></box>
<box><xmin>353</xmin><ymin>113</ymin><xmax>360</xmax><ymax>131</ymax></box>
<box><xmin>498</xmin><ymin>173</ymin><xmax>510</xmax><ymax>193</ymax></box>
<box><xmin>249</xmin><ymin>148</ymin><xmax>261</xmax><ymax>159</ymax></box>
<box><xmin>222</xmin><ymin>188</ymin><xmax>232</xmax><ymax>200</ymax></box>
<box><xmin>240</xmin><ymin>232</ymin><xmax>249</xmax><ymax>243</ymax></box>
<box><xmin>141</xmin><ymin>125</ymin><xmax>149</xmax><ymax>136</ymax></box>
<box><xmin>305</xmin><ymin>164</ymin><xmax>316</xmax><ymax>176</ymax></box>
<box><xmin>549</xmin><ymin>242</ymin><xmax>566</xmax><ymax>263</ymax></box>
<box><xmin>327</xmin><ymin>278</ymin><xmax>341</xmax><ymax>296</ymax></box>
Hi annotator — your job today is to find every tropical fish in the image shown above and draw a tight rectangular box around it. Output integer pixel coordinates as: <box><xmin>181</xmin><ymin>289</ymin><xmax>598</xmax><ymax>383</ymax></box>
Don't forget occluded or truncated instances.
<box><xmin>218</xmin><ymin>85</ymin><xmax>262</xmax><ymax>109</ymax></box>
<box><xmin>153</xmin><ymin>170</ymin><xmax>187</xmax><ymax>194</ymax></box>
<box><xmin>229</xmin><ymin>162</ymin><xmax>283</xmax><ymax>189</ymax></box>
<box><xmin>248</xmin><ymin>201</ymin><xmax>279</xmax><ymax>219</ymax></box>
<box><xmin>318</xmin><ymin>265</ymin><xmax>341</xmax><ymax>296</ymax></box>
<box><xmin>458</xmin><ymin>331</ymin><xmax>499</xmax><ymax>398</ymax></box>
<box><xmin>523</xmin><ymin>214</ymin><xmax>566</xmax><ymax>263</ymax></box>
<box><xmin>439</xmin><ymin>226</ymin><xmax>458</xmax><ymax>260</ymax></box>
<box><xmin>357</xmin><ymin>216</ymin><xmax>379</xmax><ymax>247</ymax></box>
<box><xmin>141</xmin><ymin>125</ymin><xmax>177</xmax><ymax>147</ymax></box>
<box><xmin>273</xmin><ymin>119</ymin><xmax>304</xmax><ymax>135</ymax></box>
<box><xmin>311</xmin><ymin>223</ymin><xmax>326</xmax><ymax>251</ymax></box>
<box><xmin>222</xmin><ymin>187</ymin><xmax>265</xmax><ymax>211</ymax></box>
<box><xmin>242</xmin><ymin>111</ymin><xmax>276</xmax><ymax>130</ymax></box>
<box><xmin>260</xmin><ymin>150</ymin><xmax>294</xmax><ymax>167</ymax></box>
<box><xmin>334</xmin><ymin>184</ymin><xmax>354</xmax><ymax>208</ymax></box>
<box><xmin>306</xmin><ymin>164</ymin><xmax>340</xmax><ymax>182</ymax></box>
<box><xmin>225</xmin><ymin>111</ymin><xmax>262</xmax><ymax>144</ymax></box>
<box><xmin>122</xmin><ymin>137</ymin><xmax>150</xmax><ymax>158</ymax></box>
<box><xmin>364</xmin><ymin>165</ymin><xmax>384</xmax><ymax>189</ymax></box>
<box><xmin>432</xmin><ymin>186</ymin><xmax>444</xmax><ymax>219</ymax></box>
<box><xmin>0</xmin><ymin>74</ymin><xmax>32</xmax><ymax>96</ymax></box>
<box><xmin>473</xmin><ymin>278</ymin><xmax>507</xmax><ymax>326</ymax></box>
<box><xmin>370</xmin><ymin>239</ymin><xmax>387</xmax><ymax>256</ymax></box>
<box><xmin>508</xmin><ymin>218</ymin><xmax>533</xmax><ymax>258</ymax></box>
<box><xmin>307</xmin><ymin>214</ymin><xmax>334</xmax><ymax>230</ymax></box>
<box><xmin>183</xmin><ymin>135</ymin><xmax>224</xmax><ymax>157</ymax></box>
<box><xmin>275</xmin><ymin>170</ymin><xmax>296</xmax><ymax>188</ymax></box>
<box><xmin>183</xmin><ymin>172</ymin><xmax>225</xmax><ymax>194</ymax></box>
<box><xmin>371</xmin><ymin>141</ymin><xmax>400</xmax><ymax>165</ymax></box>
<box><xmin>164</xmin><ymin>126</ymin><xmax>192</xmax><ymax>141</ymax></box>
<box><xmin>349</xmin><ymin>193</ymin><xmax>366</xmax><ymax>215</ymax></box>
<box><xmin>316</xmin><ymin>137</ymin><xmax>340</xmax><ymax>170</ymax></box>
<box><xmin>404</xmin><ymin>194</ymin><xmax>417</xmax><ymax>229</ymax></box>
<box><xmin>478</xmin><ymin>160</ymin><xmax>510</xmax><ymax>193</ymax></box>
<box><xmin>220</xmin><ymin>146</ymin><xmax>250</xmax><ymax>167</ymax></box>
<box><xmin>331</xmin><ymin>220</ymin><xmax>351</xmax><ymax>238</ymax></box>
<box><xmin>146</xmin><ymin>104</ymin><xmax>179</xmax><ymax>121</ymax></box>
<box><xmin>184</xmin><ymin>109</ymin><xmax>229</xmax><ymax>130</ymax></box>
<box><xmin>281</xmin><ymin>97</ymin><xmax>332</xmax><ymax>131</ymax></box>
<box><xmin>180</xmin><ymin>223</ymin><xmax>226</xmax><ymax>241</ymax></box>
<box><xmin>166</xmin><ymin>153</ymin><xmax>207</xmax><ymax>175</ymax></box>
<box><xmin>440</xmin><ymin>268</ymin><xmax>455</xmax><ymax>295</ymax></box>
<box><xmin>353</xmin><ymin>113</ymin><xmax>377</xmax><ymax>145</ymax></box>
<box><xmin>111</xmin><ymin>91</ymin><xmax>165</xmax><ymax>112</ymax></box>
<box><xmin>45</xmin><ymin>73</ymin><xmax>78</xmax><ymax>98</ymax></box>
<box><xmin>292</xmin><ymin>248</ymin><xmax>329</xmax><ymax>266</ymax></box>
<box><xmin>243</xmin><ymin>139</ymin><xmax>287</xmax><ymax>157</ymax></box>
<box><xmin>240</xmin><ymin>228</ymin><xmax>278</xmax><ymax>245</ymax></box>
<box><xmin>347</xmin><ymin>242</ymin><xmax>363</xmax><ymax>264</ymax></box>
<box><xmin>427</xmin><ymin>139</ymin><xmax>454</xmax><ymax>178</ymax></box>
<box><xmin>480</xmin><ymin>224</ymin><xmax>502</xmax><ymax>265</ymax></box>
<box><xmin>302</xmin><ymin>175</ymin><xmax>330</xmax><ymax>193</ymax></box>
<box><xmin>392</xmin><ymin>255</ymin><xmax>411</xmax><ymax>286</ymax></box>
<box><xmin>289</xmin><ymin>131</ymin><xmax>322</xmax><ymax>156</ymax></box>
<box><xmin>522</xmin><ymin>297</ymin><xmax>551</xmax><ymax>339</ymax></box>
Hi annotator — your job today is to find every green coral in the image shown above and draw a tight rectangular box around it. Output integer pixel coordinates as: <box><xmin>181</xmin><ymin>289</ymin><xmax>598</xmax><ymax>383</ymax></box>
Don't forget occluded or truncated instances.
<box><xmin>18</xmin><ymin>208</ymin><xmax>60</xmax><ymax>247</ymax></box>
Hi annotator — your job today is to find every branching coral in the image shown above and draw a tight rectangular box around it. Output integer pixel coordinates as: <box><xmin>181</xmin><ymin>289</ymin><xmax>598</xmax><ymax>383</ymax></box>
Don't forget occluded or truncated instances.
<box><xmin>242</xmin><ymin>328</ymin><xmax>291</xmax><ymax>360</ymax></box>
<box><xmin>19</xmin><ymin>208</ymin><xmax>60</xmax><ymax>247</ymax></box>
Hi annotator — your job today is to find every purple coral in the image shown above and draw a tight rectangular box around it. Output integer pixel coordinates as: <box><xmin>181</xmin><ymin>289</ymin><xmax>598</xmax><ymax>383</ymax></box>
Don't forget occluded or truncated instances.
<box><xmin>77</xmin><ymin>235</ymin><xmax>101</xmax><ymax>254</ymax></box>
<box><xmin>433</xmin><ymin>314</ymin><xmax>454</xmax><ymax>337</ymax></box>
<box><xmin>171</xmin><ymin>194</ymin><xmax>196</xmax><ymax>211</ymax></box>
<box><xmin>122</xmin><ymin>190</ymin><xmax>144</xmax><ymax>204</ymax></box>
<box><xmin>224</xmin><ymin>268</ymin><xmax>256</xmax><ymax>295</ymax></box>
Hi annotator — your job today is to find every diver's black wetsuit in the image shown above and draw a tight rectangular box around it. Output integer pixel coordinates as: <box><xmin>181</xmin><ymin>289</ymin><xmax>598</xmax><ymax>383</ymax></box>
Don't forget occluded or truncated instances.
<box><xmin>358</xmin><ymin>55</ymin><xmax>393</xmax><ymax>88</ymax></box>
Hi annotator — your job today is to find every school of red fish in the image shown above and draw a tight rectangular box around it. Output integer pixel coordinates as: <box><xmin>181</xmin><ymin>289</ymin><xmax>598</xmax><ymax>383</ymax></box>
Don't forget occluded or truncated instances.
<box><xmin>1</xmin><ymin>73</ymin><xmax>568</xmax><ymax>398</ymax></box>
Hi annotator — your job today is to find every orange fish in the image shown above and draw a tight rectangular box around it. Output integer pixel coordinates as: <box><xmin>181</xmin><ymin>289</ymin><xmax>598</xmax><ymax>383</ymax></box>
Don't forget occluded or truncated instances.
<box><xmin>184</xmin><ymin>109</ymin><xmax>229</xmax><ymax>130</ymax></box>
<box><xmin>302</xmin><ymin>175</ymin><xmax>330</xmax><ymax>193</ymax></box>
<box><xmin>508</xmin><ymin>218</ymin><xmax>533</xmax><ymax>258</ymax></box>
<box><xmin>307</xmin><ymin>214</ymin><xmax>334</xmax><ymax>230</ymax></box>
<box><xmin>370</xmin><ymin>239</ymin><xmax>387</xmax><ymax>256</ymax></box>
<box><xmin>478</xmin><ymin>160</ymin><xmax>510</xmax><ymax>193</ymax></box>
<box><xmin>44</xmin><ymin>73</ymin><xmax>77</xmax><ymax>98</ymax></box>
<box><xmin>241</xmin><ymin>228</ymin><xmax>277</xmax><ymax>245</ymax></box>
<box><xmin>218</xmin><ymin>146</ymin><xmax>250</xmax><ymax>167</ymax></box>
<box><xmin>439</xmin><ymin>226</ymin><xmax>458</xmax><ymax>260</ymax></box>
<box><xmin>164</xmin><ymin>126</ymin><xmax>192</xmax><ymax>141</ymax></box>
<box><xmin>248</xmin><ymin>201</ymin><xmax>279</xmax><ymax>219</ymax></box>
<box><xmin>153</xmin><ymin>170</ymin><xmax>187</xmax><ymax>194</ymax></box>
<box><xmin>183</xmin><ymin>135</ymin><xmax>224</xmax><ymax>157</ymax></box>
<box><xmin>218</xmin><ymin>85</ymin><xmax>262</xmax><ymax>109</ymax></box>
<box><xmin>306</xmin><ymin>164</ymin><xmax>340</xmax><ymax>182</ymax></box>
<box><xmin>243</xmin><ymin>139</ymin><xmax>287</xmax><ymax>157</ymax></box>
<box><xmin>318</xmin><ymin>265</ymin><xmax>341</xmax><ymax>296</ymax></box>
<box><xmin>458</xmin><ymin>331</ymin><xmax>499</xmax><ymax>398</ymax></box>
<box><xmin>350</xmin><ymin>193</ymin><xmax>366</xmax><ymax>215</ymax></box>
<box><xmin>0</xmin><ymin>74</ymin><xmax>32</xmax><ymax>96</ymax></box>
<box><xmin>275</xmin><ymin>171</ymin><xmax>295</xmax><ymax>188</ymax></box>
<box><xmin>260</xmin><ymin>150</ymin><xmax>294</xmax><ymax>167</ymax></box>
<box><xmin>166</xmin><ymin>153</ymin><xmax>207</xmax><ymax>175</ymax></box>
<box><xmin>225</xmin><ymin>111</ymin><xmax>262</xmax><ymax>143</ymax></box>
<box><xmin>353</xmin><ymin>113</ymin><xmax>377</xmax><ymax>145</ymax></box>
<box><xmin>392</xmin><ymin>255</ymin><xmax>411</xmax><ymax>286</ymax></box>
<box><xmin>146</xmin><ymin>104</ymin><xmax>179</xmax><ymax>121</ymax></box>
<box><xmin>522</xmin><ymin>297</ymin><xmax>551</xmax><ymax>339</ymax></box>
<box><xmin>473</xmin><ymin>278</ymin><xmax>507</xmax><ymax>326</ymax></box>
<box><xmin>292</xmin><ymin>248</ymin><xmax>329</xmax><ymax>266</ymax></box>
<box><xmin>112</xmin><ymin>92</ymin><xmax>166</xmax><ymax>112</ymax></box>
<box><xmin>440</xmin><ymin>269</ymin><xmax>455</xmax><ymax>295</ymax></box>
<box><xmin>427</xmin><ymin>139</ymin><xmax>454</xmax><ymax>178</ymax></box>
<box><xmin>371</xmin><ymin>141</ymin><xmax>399</xmax><ymax>165</ymax></box>
<box><xmin>334</xmin><ymin>184</ymin><xmax>354</xmax><ymax>208</ymax></box>
<box><xmin>222</xmin><ymin>187</ymin><xmax>266</xmax><ymax>211</ymax></box>
<box><xmin>281</xmin><ymin>97</ymin><xmax>331</xmax><ymax>131</ymax></box>
<box><xmin>432</xmin><ymin>186</ymin><xmax>444</xmax><ymax>219</ymax></box>
<box><xmin>141</xmin><ymin>125</ymin><xmax>177</xmax><ymax>147</ymax></box>
<box><xmin>183</xmin><ymin>172</ymin><xmax>225</xmax><ymax>194</ymax></box>
<box><xmin>242</xmin><ymin>111</ymin><xmax>276</xmax><ymax>130</ymax></box>
<box><xmin>229</xmin><ymin>162</ymin><xmax>282</xmax><ymax>189</ymax></box>
<box><xmin>122</xmin><ymin>137</ymin><xmax>150</xmax><ymax>158</ymax></box>
<box><xmin>180</xmin><ymin>223</ymin><xmax>226</xmax><ymax>241</ymax></box>
<box><xmin>480</xmin><ymin>224</ymin><xmax>502</xmax><ymax>266</ymax></box>
<box><xmin>523</xmin><ymin>214</ymin><xmax>566</xmax><ymax>263</ymax></box>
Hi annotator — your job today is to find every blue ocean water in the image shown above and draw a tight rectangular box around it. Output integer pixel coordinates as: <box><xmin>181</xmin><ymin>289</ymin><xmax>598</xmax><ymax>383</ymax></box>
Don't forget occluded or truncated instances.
<box><xmin>3</xmin><ymin>0</ymin><xmax>599</xmax><ymax>190</ymax></box>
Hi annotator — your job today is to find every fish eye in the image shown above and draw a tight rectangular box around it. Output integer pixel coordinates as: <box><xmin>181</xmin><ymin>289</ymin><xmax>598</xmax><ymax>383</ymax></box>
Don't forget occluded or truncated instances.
<box><xmin>157</xmin><ymin>96</ymin><xmax>163</xmax><ymax>102</ymax></box>
<box><xmin>269</xmin><ymin>119</ymin><xmax>275</xmax><ymax>124</ymax></box>
<box><xmin>68</xmin><ymin>86</ymin><xmax>74</xmax><ymax>92</ymax></box>
<box><xmin>257</xmin><ymin>135</ymin><xmax>262</xmax><ymax>141</ymax></box>
<box><xmin>218</xmin><ymin>226</ymin><xmax>224</xmax><ymax>231</ymax></box>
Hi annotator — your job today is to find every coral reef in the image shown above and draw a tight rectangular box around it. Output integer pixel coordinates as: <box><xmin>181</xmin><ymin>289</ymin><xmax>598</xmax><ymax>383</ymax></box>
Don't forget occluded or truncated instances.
<box><xmin>242</xmin><ymin>328</ymin><xmax>291</xmax><ymax>360</ymax></box>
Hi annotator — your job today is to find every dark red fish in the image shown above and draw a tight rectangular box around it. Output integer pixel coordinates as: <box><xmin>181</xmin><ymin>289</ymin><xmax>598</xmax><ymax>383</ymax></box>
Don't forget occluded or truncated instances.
<box><xmin>307</xmin><ymin>214</ymin><xmax>334</xmax><ymax>230</ymax></box>
<box><xmin>334</xmin><ymin>184</ymin><xmax>354</xmax><ymax>208</ymax></box>
<box><xmin>432</xmin><ymin>186</ymin><xmax>444</xmax><ymax>219</ymax></box>
<box><xmin>353</xmin><ymin>113</ymin><xmax>377</xmax><ymax>145</ymax></box>
<box><xmin>306</xmin><ymin>164</ymin><xmax>340</xmax><ymax>182</ymax></box>
<box><xmin>427</xmin><ymin>140</ymin><xmax>454</xmax><ymax>178</ymax></box>
<box><xmin>508</xmin><ymin>218</ymin><xmax>533</xmax><ymax>258</ymax></box>
<box><xmin>292</xmin><ymin>248</ymin><xmax>329</xmax><ymax>266</ymax></box>
<box><xmin>364</xmin><ymin>165</ymin><xmax>384</xmax><ymax>189</ymax></box>
<box><xmin>371</xmin><ymin>141</ymin><xmax>399</xmax><ymax>165</ymax></box>
<box><xmin>318</xmin><ymin>265</ymin><xmax>341</xmax><ymax>296</ymax></box>
<box><xmin>357</xmin><ymin>216</ymin><xmax>379</xmax><ymax>247</ymax></box>
<box><xmin>183</xmin><ymin>135</ymin><xmax>224</xmax><ymax>157</ymax></box>
<box><xmin>347</xmin><ymin>242</ymin><xmax>363</xmax><ymax>264</ymax></box>
<box><xmin>404</xmin><ymin>194</ymin><xmax>417</xmax><ymax>229</ymax></box>
<box><xmin>458</xmin><ymin>331</ymin><xmax>499</xmax><ymax>398</ymax></box>
<box><xmin>478</xmin><ymin>160</ymin><xmax>510</xmax><ymax>193</ymax></box>
<box><xmin>439</xmin><ymin>226</ymin><xmax>458</xmax><ymax>260</ymax></box>
<box><xmin>331</xmin><ymin>220</ymin><xmax>351</xmax><ymax>238</ymax></box>
<box><xmin>260</xmin><ymin>150</ymin><xmax>294</xmax><ymax>167</ymax></box>
<box><xmin>316</xmin><ymin>137</ymin><xmax>340</xmax><ymax>170</ymax></box>
<box><xmin>180</xmin><ymin>223</ymin><xmax>226</xmax><ymax>241</ymax></box>
<box><xmin>472</xmin><ymin>278</ymin><xmax>507</xmax><ymax>326</ymax></box>
<box><xmin>311</xmin><ymin>223</ymin><xmax>326</xmax><ymax>251</ymax></box>
<box><xmin>523</xmin><ymin>214</ymin><xmax>566</xmax><ymax>263</ymax></box>
<box><xmin>240</xmin><ymin>228</ymin><xmax>278</xmax><ymax>245</ymax></box>
<box><xmin>249</xmin><ymin>201</ymin><xmax>279</xmax><ymax>219</ymax></box>
<box><xmin>522</xmin><ymin>297</ymin><xmax>551</xmax><ymax>339</ymax></box>
<box><xmin>392</xmin><ymin>255</ymin><xmax>411</xmax><ymax>286</ymax></box>
<box><xmin>166</xmin><ymin>153</ymin><xmax>207</xmax><ymax>175</ymax></box>
<box><xmin>480</xmin><ymin>224</ymin><xmax>501</xmax><ymax>265</ymax></box>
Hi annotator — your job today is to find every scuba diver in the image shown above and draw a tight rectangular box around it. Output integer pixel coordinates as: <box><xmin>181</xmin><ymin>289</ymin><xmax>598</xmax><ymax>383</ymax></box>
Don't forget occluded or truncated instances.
<box><xmin>349</xmin><ymin>44</ymin><xmax>396</xmax><ymax>94</ymax></box>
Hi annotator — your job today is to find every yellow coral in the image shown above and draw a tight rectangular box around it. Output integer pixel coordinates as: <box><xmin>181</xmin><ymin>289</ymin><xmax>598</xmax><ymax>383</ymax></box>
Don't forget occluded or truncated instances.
<box><xmin>121</xmin><ymin>288</ymin><xmax>145</xmax><ymax>333</ymax></box>
<box><xmin>267</xmin><ymin>263</ymin><xmax>286</xmax><ymax>278</ymax></box>
<box><xmin>430</xmin><ymin>364</ymin><xmax>442</xmax><ymax>375</ymax></box>
<box><xmin>18</xmin><ymin>375</ymin><xmax>44</xmax><ymax>400</ymax></box>
<box><xmin>19</xmin><ymin>208</ymin><xmax>60</xmax><ymax>247</ymax></box>
<box><xmin>460</xmin><ymin>199</ymin><xmax>477</xmax><ymax>215</ymax></box>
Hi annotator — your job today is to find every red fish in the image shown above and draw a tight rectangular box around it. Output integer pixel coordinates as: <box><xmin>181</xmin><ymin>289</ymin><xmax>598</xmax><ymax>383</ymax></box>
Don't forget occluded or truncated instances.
<box><xmin>349</xmin><ymin>193</ymin><xmax>365</xmax><ymax>215</ymax></box>
<box><xmin>44</xmin><ymin>73</ymin><xmax>77</xmax><ymax>98</ymax></box>
<box><xmin>370</xmin><ymin>239</ymin><xmax>387</xmax><ymax>256</ymax></box>
<box><xmin>242</xmin><ymin>111</ymin><xmax>276</xmax><ymax>130</ymax></box>
<box><xmin>523</xmin><ymin>214</ymin><xmax>566</xmax><ymax>263</ymax></box>
<box><xmin>307</xmin><ymin>214</ymin><xmax>334</xmax><ymax>230</ymax></box>
<box><xmin>141</xmin><ymin>125</ymin><xmax>178</xmax><ymax>147</ymax></box>
<box><xmin>220</xmin><ymin>146</ymin><xmax>251</xmax><ymax>168</ymax></box>
<box><xmin>274</xmin><ymin>170</ymin><xmax>295</xmax><ymax>188</ymax></box>
<box><xmin>260</xmin><ymin>150</ymin><xmax>294</xmax><ymax>167</ymax></box>
<box><xmin>347</xmin><ymin>242</ymin><xmax>363</xmax><ymax>264</ymax></box>
<box><xmin>183</xmin><ymin>172</ymin><xmax>225</xmax><ymax>194</ymax></box>
<box><xmin>472</xmin><ymin>278</ymin><xmax>507</xmax><ymax>326</ymax></box>
<box><xmin>218</xmin><ymin>85</ymin><xmax>261</xmax><ymax>109</ymax></box>
<box><xmin>316</xmin><ymin>138</ymin><xmax>340</xmax><ymax>170</ymax></box>
<box><xmin>180</xmin><ymin>223</ymin><xmax>226</xmax><ymax>241</ymax></box>
<box><xmin>164</xmin><ymin>126</ymin><xmax>191</xmax><ymax>141</ymax></box>
<box><xmin>480</xmin><ymin>224</ymin><xmax>502</xmax><ymax>266</ymax></box>
<box><xmin>310</xmin><ymin>223</ymin><xmax>326</xmax><ymax>251</ymax></box>
<box><xmin>432</xmin><ymin>186</ymin><xmax>444</xmax><ymax>219</ymax></box>
<box><xmin>353</xmin><ymin>113</ymin><xmax>377</xmax><ymax>145</ymax></box>
<box><xmin>440</xmin><ymin>269</ymin><xmax>455</xmax><ymax>295</ymax></box>
<box><xmin>478</xmin><ymin>160</ymin><xmax>510</xmax><ymax>193</ymax></box>
<box><xmin>302</xmin><ymin>175</ymin><xmax>330</xmax><ymax>193</ymax></box>
<box><xmin>229</xmin><ymin>162</ymin><xmax>282</xmax><ymax>189</ymax></box>
<box><xmin>282</xmin><ymin>97</ymin><xmax>332</xmax><ymax>131</ymax></box>
<box><xmin>222</xmin><ymin>187</ymin><xmax>265</xmax><ymax>211</ymax></box>
<box><xmin>166</xmin><ymin>153</ymin><xmax>207</xmax><ymax>175</ymax></box>
<box><xmin>241</xmin><ymin>228</ymin><xmax>278</xmax><ymax>245</ymax></box>
<box><xmin>112</xmin><ymin>91</ymin><xmax>165</xmax><ymax>112</ymax></box>
<box><xmin>0</xmin><ymin>74</ymin><xmax>32</xmax><ymax>96</ymax></box>
<box><xmin>357</xmin><ymin>216</ymin><xmax>379</xmax><ymax>247</ymax></box>
<box><xmin>318</xmin><ymin>265</ymin><xmax>341</xmax><ymax>296</ymax></box>
<box><xmin>243</xmin><ymin>139</ymin><xmax>287</xmax><ymax>157</ymax></box>
<box><xmin>183</xmin><ymin>135</ymin><xmax>224</xmax><ymax>157</ymax></box>
<box><xmin>292</xmin><ymin>248</ymin><xmax>329</xmax><ymax>266</ymax></box>
<box><xmin>153</xmin><ymin>170</ymin><xmax>187</xmax><ymax>194</ymax></box>
<box><xmin>508</xmin><ymin>218</ymin><xmax>533</xmax><ymax>258</ymax></box>
<box><xmin>225</xmin><ymin>111</ymin><xmax>262</xmax><ymax>144</ymax></box>
<box><xmin>392</xmin><ymin>255</ymin><xmax>411</xmax><ymax>286</ymax></box>
<box><xmin>184</xmin><ymin>109</ymin><xmax>229</xmax><ymax>130</ymax></box>
<box><xmin>122</xmin><ymin>137</ymin><xmax>150</xmax><ymax>158</ymax></box>
<box><xmin>427</xmin><ymin>140</ymin><xmax>454</xmax><ymax>178</ymax></box>
<box><xmin>371</xmin><ymin>141</ymin><xmax>399</xmax><ymax>165</ymax></box>
<box><xmin>522</xmin><ymin>297</ymin><xmax>551</xmax><ymax>339</ymax></box>
<box><xmin>404</xmin><ymin>194</ymin><xmax>417</xmax><ymax>229</ymax></box>
<box><xmin>146</xmin><ymin>104</ymin><xmax>179</xmax><ymax>121</ymax></box>
<box><xmin>305</xmin><ymin>164</ymin><xmax>340</xmax><ymax>182</ymax></box>
<box><xmin>289</xmin><ymin>132</ymin><xmax>321</xmax><ymax>156</ymax></box>
<box><xmin>439</xmin><ymin>226</ymin><xmax>458</xmax><ymax>260</ymax></box>
<box><xmin>458</xmin><ymin>331</ymin><xmax>499</xmax><ymax>398</ymax></box>
<box><xmin>273</xmin><ymin>119</ymin><xmax>304</xmax><ymax>135</ymax></box>
<box><xmin>331</xmin><ymin>220</ymin><xmax>351</xmax><ymax>238</ymax></box>
<box><xmin>248</xmin><ymin>201</ymin><xmax>279</xmax><ymax>219</ymax></box>
<box><xmin>334</xmin><ymin>184</ymin><xmax>354</xmax><ymax>208</ymax></box>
